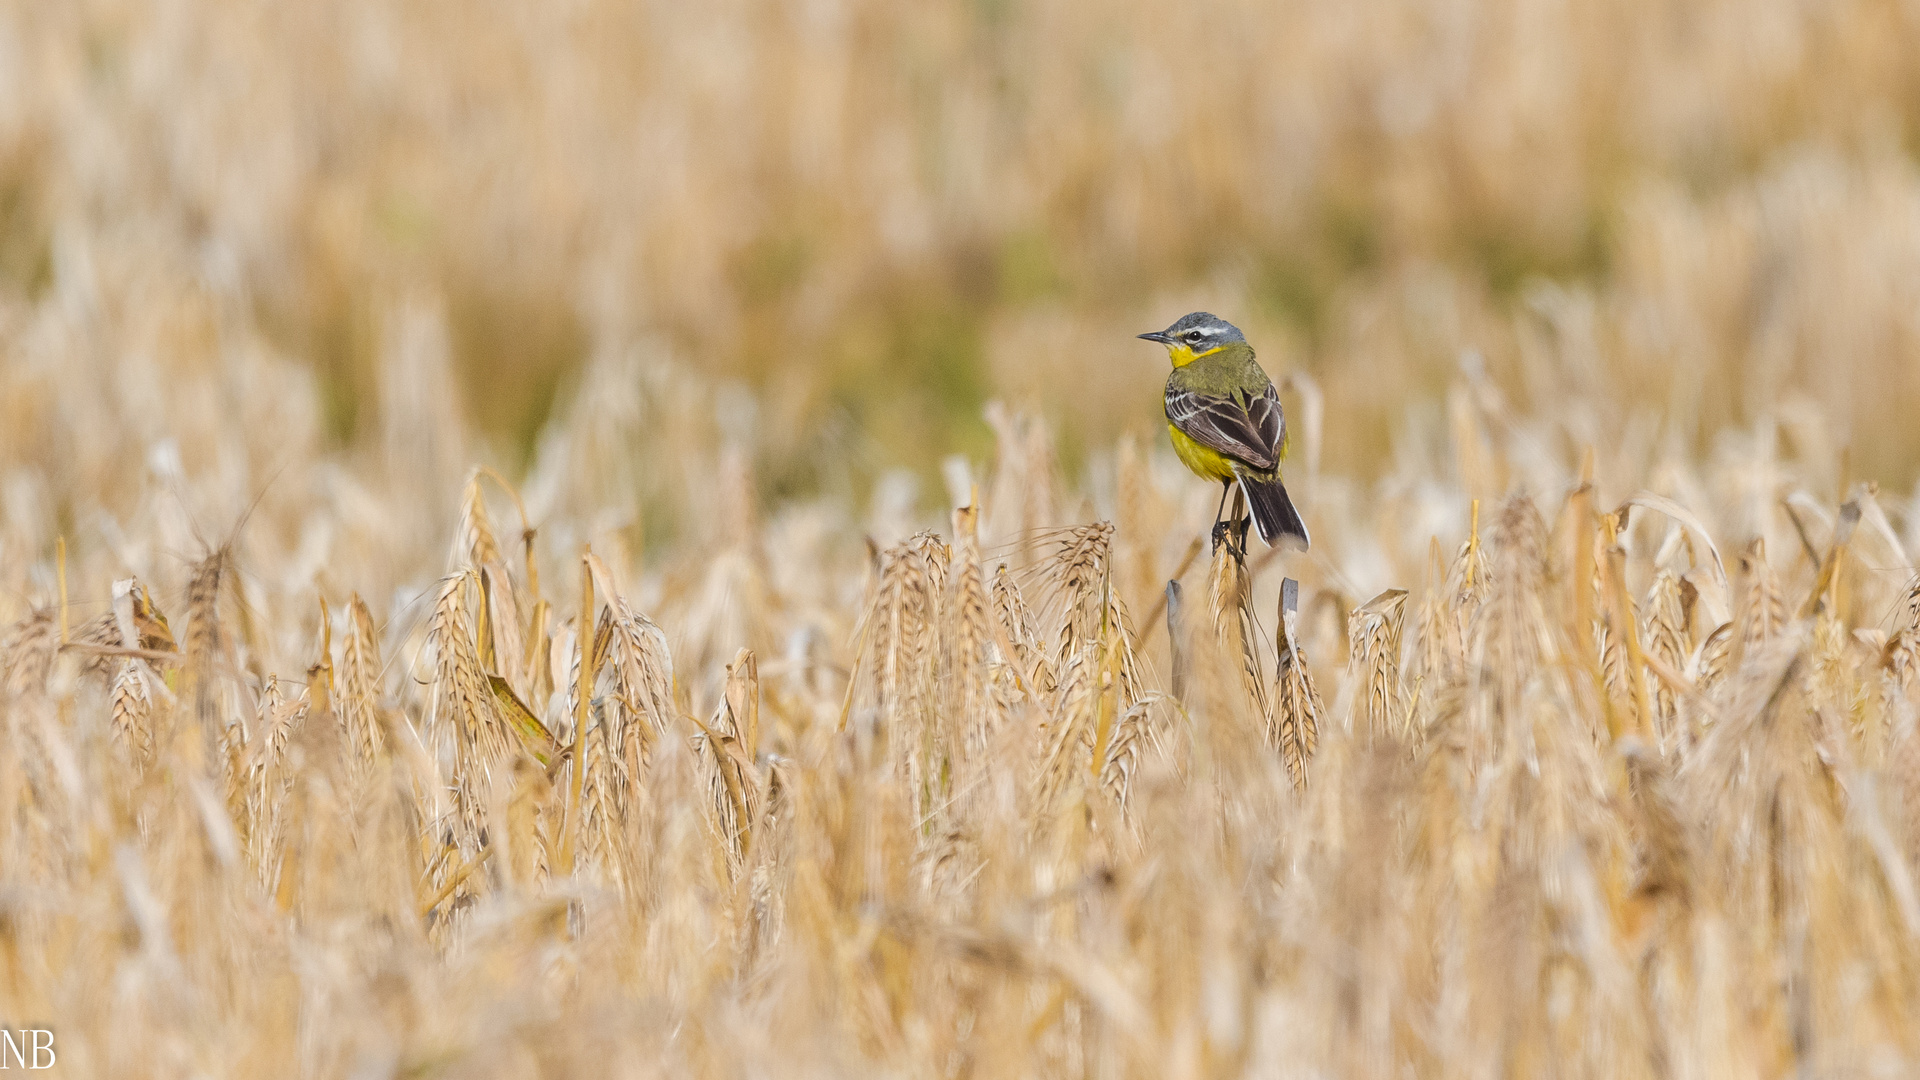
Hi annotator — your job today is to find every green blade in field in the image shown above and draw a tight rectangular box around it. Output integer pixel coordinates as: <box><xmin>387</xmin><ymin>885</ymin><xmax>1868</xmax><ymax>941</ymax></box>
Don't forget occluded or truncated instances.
<box><xmin>488</xmin><ymin>673</ymin><xmax>557</xmax><ymax>766</ymax></box>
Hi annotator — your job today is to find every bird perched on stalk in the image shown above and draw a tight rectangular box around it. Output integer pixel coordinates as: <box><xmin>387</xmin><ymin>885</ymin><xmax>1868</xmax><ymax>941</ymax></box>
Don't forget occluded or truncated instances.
<box><xmin>1139</xmin><ymin>312</ymin><xmax>1309</xmax><ymax>553</ymax></box>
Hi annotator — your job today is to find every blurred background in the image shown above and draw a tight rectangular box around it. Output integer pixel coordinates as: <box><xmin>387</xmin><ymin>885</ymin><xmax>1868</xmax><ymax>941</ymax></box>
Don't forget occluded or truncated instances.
<box><xmin>3</xmin><ymin>0</ymin><xmax>1920</xmax><ymax>548</ymax></box>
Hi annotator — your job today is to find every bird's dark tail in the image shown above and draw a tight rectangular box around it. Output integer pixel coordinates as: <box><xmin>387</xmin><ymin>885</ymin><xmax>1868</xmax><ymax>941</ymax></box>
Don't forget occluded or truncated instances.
<box><xmin>1240</xmin><ymin>474</ymin><xmax>1309</xmax><ymax>551</ymax></box>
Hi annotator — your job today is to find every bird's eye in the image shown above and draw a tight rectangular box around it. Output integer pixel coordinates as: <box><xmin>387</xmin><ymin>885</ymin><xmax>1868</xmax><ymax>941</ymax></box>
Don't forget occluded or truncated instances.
<box><xmin>1186</xmin><ymin>331</ymin><xmax>1204</xmax><ymax>342</ymax></box>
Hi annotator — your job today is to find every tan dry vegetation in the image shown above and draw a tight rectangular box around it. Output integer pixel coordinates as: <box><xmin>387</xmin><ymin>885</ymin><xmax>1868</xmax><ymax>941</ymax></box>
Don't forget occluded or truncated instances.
<box><xmin>4</xmin><ymin>328</ymin><xmax>1920</xmax><ymax>1075</ymax></box>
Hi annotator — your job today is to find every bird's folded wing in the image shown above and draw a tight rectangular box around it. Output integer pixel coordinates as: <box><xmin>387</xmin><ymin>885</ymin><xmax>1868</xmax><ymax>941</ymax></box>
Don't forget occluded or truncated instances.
<box><xmin>1165</xmin><ymin>384</ymin><xmax>1279</xmax><ymax>471</ymax></box>
<box><xmin>1245</xmin><ymin>382</ymin><xmax>1288</xmax><ymax>463</ymax></box>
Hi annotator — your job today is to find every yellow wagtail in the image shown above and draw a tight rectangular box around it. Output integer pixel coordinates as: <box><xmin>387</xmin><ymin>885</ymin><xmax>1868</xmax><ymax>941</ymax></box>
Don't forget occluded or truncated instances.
<box><xmin>1139</xmin><ymin>312</ymin><xmax>1309</xmax><ymax>551</ymax></box>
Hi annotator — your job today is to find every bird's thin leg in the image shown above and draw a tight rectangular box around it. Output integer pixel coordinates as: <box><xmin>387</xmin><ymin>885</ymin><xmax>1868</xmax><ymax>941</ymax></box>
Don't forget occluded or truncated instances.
<box><xmin>1210</xmin><ymin>481</ymin><xmax>1233</xmax><ymax>553</ymax></box>
<box><xmin>1229</xmin><ymin>483</ymin><xmax>1250</xmax><ymax>565</ymax></box>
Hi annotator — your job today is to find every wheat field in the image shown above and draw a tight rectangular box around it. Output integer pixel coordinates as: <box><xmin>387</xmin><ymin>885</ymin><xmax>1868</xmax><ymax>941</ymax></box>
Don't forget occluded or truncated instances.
<box><xmin>6</xmin><ymin>0</ymin><xmax>1920</xmax><ymax>1077</ymax></box>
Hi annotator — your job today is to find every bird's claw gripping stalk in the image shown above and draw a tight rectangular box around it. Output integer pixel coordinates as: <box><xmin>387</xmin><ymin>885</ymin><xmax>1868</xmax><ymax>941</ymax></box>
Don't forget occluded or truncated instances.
<box><xmin>1210</xmin><ymin>516</ymin><xmax>1251</xmax><ymax>564</ymax></box>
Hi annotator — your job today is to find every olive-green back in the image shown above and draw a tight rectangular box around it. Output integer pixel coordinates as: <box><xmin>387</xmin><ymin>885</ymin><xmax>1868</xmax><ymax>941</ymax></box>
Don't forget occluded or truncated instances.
<box><xmin>1166</xmin><ymin>343</ymin><xmax>1271</xmax><ymax>401</ymax></box>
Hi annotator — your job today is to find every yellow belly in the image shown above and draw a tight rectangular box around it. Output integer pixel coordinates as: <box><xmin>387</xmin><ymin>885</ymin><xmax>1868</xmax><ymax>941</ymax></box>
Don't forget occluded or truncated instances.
<box><xmin>1168</xmin><ymin>423</ymin><xmax>1239</xmax><ymax>483</ymax></box>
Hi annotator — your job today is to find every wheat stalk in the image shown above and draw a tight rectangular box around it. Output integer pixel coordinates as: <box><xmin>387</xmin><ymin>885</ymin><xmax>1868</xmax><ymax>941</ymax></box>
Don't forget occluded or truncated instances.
<box><xmin>991</xmin><ymin>563</ymin><xmax>1052</xmax><ymax>694</ymax></box>
<box><xmin>1348</xmin><ymin>588</ymin><xmax>1409</xmax><ymax>742</ymax></box>
<box><xmin>1206</xmin><ymin>516</ymin><xmax>1268</xmax><ymax>724</ymax></box>
<box><xmin>427</xmin><ymin>569</ymin><xmax>510</xmax><ymax>860</ymax></box>
<box><xmin>0</xmin><ymin>610</ymin><xmax>57</xmax><ymax>700</ymax></box>
<box><xmin>338</xmin><ymin>594</ymin><xmax>386</xmax><ymax>773</ymax></box>
<box><xmin>1642</xmin><ymin>569</ymin><xmax>1691</xmax><ymax>751</ymax></box>
<box><xmin>1272</xmin><ymin>579</ymin><xmax>1322</xmax><ymax>788</ymax></box>
<box><xmin>109</xmin><ymin>659</ymin><xmax>156</xmax><ymax>765</ymax></box>
<box><xmin>1885</xmin><ymin>577</ymin><xmax>1920</xmax><ymax>694</ymax></box>
<box><xmin>948</xmin><ymin>503</ymin><xmax>1004</xmax><ymax>755</ymax></box>
<box><xmin>455</xmin><ymin>469</ymin><xmax>504</xmax><ymax>571</ymax></box>
<box><xmin>572</xmin><ymin>552</ymin><xmax>678</xmax><ymax>881</ymax></box>
<box><xmin>1739</xmin><ymin>538</ymin><xmax>1788</xmax><ymax>659</ymax></box>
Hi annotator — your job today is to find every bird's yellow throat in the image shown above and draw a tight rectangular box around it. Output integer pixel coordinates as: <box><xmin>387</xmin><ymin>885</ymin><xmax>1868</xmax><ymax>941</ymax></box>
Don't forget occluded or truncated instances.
<box><xmin>1166</xmin><ymin>342</ymin><xmax>1227</xmax><ymax>368</ymax></box>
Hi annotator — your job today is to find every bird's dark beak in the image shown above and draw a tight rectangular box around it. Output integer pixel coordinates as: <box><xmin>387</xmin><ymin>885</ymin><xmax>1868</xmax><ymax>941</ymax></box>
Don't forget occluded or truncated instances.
<box><xmin>1137</xmin><ymin>331</ymin><xmax>1174</xmax><ymax>345</ymax></box>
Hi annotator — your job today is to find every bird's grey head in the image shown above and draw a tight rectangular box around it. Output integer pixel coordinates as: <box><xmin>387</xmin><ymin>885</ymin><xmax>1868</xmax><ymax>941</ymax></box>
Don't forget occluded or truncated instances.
<box><xmin>1137</xmin><ymin>311</ymin><xmax>1247</xmax><ymax>352</ymax></box>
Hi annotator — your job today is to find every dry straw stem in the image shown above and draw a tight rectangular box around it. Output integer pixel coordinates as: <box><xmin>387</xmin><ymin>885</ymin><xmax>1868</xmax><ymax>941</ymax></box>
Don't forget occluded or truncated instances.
<box><xmin>1166</xmin><ymin>580</ymin><xmax>1189</xmax><ymax>704</ymax></box>
<box><xmin>1273</xmin><ymin>579</ymin><xmax>1323</xmax><ymax>788</ymax></box>
<box><xmin>1801</xmin><ymin>498</ymin><xmax>1861</xmax><ymax>621</ymax></box>
<box><xmin>1135</xmin><ymin>532</ymin><xmax>1205</xmax><ymax>649</ymax></box>
<box><xmin>561</xmin><ymin>550</ymin><xmax>595</xmax><ymax>876</ymax></box>
<box><xmin>1600</xmin><ymin>511</ymin><xmax>1653</xmax><ymax>741</ymax></box>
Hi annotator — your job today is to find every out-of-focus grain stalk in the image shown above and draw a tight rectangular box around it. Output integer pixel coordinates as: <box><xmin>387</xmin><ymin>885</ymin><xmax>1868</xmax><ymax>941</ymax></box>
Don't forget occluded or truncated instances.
<box><xmin>1347</xmin><ymin>588</ymin><xmax>1408</xmax><ymax>741</ymax></box>
<box><xmin>1167</xmin><ymin>580</ymin><xmax>1188</xmax><ymax>705</ymax></box>
<box><xmin>561</xmin><ymin>549</ymin><xmax>595</xmax><ymax>877</ymax></box>
<box><xmin>185</xmin><ymin>547</ymin><xmax>231</xmax><ymax>777</ymax></box>
<box><xmin>1599</xmin><ymin>511</ymin><xmax>1651</xmax><ymax>741</ymax></box>
<box><xmin>338</xmin><ymin>595</ymin><xmax>386</xmax><ymax>776</ymax></box>
<box><xmin>1567</xmin><ymin>454</ymin><xmax>1611</xmax><ymax>725</ymax></box>
<box><xmin>1739</xmin><ymin>539</ymin><xmax>1788</xmax><ymax>661</ymax></box>
<box><xmin>1136</xmin><ymin>535</ymin><xmax>1204</xmax><ymax>650</ymax></box>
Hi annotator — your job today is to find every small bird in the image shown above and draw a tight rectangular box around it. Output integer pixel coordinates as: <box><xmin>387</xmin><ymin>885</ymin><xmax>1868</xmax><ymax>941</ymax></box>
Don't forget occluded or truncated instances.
<box><xmin>1139</xmin><ymin>312</ymin><xmax>1309</xmax><ymax>552</ymax></box>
